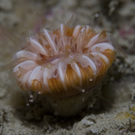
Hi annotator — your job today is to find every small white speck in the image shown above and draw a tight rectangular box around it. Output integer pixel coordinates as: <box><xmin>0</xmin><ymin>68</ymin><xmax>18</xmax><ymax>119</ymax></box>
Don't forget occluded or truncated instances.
<box><xmin>89</xmin><ymin>78</ymin><xmax>93</xmax><ymax>81</ymax></box>
<box><xmin>38</xmin><ymin>91</ymin><xmax>42</xmax><ymax>94</ymax></box>
<box><xmin>29</xmin><ymin>99</ymin><xmax>34</xmax><ymax>102</ymax></box>
<box><xmin>95</xmin><ymin>13</ymin><xmax>99</xmax><ymax>18</ymax></box>
<box><xmin>30</xmin><ymin>95</ymin><xmax>33</xmax><ymax>98</ymax></box>
<box><xmin>82</xmin><ymin>89</ymin><xmax>85</xmax><ymax>93</ymax></box>
<box><xmin>26</xmin><ymin>103</ymin><xmax>30</xmax><ymax>106</ymax></box>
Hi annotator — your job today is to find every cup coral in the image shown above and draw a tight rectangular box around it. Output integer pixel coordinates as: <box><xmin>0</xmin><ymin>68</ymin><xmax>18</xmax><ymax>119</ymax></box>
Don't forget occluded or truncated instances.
<box><xmin>12</xmin><ymin>24</ymin><xmax>115</xmax><ymax>116</ymax></box>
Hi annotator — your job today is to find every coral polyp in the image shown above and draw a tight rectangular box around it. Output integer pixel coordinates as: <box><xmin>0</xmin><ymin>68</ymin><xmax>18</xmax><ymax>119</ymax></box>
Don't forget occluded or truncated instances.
<box><xmin>12</xmin><ymin>24</ymin><xmax>115</xmax><ymax>98</ymax></box>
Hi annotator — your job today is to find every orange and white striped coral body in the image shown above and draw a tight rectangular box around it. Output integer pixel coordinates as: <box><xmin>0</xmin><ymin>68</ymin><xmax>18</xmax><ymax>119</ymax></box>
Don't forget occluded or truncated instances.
<box><xmin>12</xmin><ymin>24</ymin><xmax>115</xmax><ymax>97</ymax></box>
